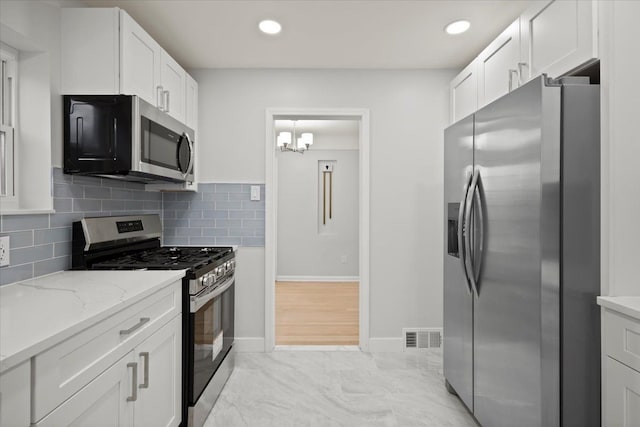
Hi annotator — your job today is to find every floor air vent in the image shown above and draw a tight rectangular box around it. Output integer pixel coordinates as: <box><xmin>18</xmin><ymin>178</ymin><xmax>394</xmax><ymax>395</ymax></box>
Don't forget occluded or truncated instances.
<box><xmin>403</xmin><ymin>328</ymin><xmax>442</xmax><ymax>351</ymax></box>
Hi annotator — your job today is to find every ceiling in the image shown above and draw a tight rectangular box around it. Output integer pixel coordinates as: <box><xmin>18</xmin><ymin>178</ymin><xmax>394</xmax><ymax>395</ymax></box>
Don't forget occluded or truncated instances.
<box><xmin>81</xmin><ymin>0</ymin><xmax>537</xmax><ymax>70</ymax></box>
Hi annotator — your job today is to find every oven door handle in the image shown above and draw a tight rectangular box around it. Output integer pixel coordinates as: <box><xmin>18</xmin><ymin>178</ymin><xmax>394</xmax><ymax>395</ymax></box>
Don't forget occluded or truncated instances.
<box><xmin>190</xmin><ymin>276</ymin><xmax>234</xmax><ymax>313</ymax></box>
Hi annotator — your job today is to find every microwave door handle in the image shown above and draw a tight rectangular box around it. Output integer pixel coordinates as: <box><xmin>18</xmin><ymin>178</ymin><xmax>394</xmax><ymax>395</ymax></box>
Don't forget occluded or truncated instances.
<box><xmin>184</xmin><ymin>132</ymin><xmax>194</xmax><ymax>178</ymax></box>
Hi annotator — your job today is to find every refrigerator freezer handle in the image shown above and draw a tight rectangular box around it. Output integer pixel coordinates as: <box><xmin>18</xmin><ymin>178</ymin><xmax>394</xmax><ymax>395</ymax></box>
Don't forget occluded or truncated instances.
<box><xmin>458</xmin><ymin>173</ymin><xmax>473</xmax><ymax>296</ymax></box>
<box><xmin>473</xmin><ymin>173</ymin><xmax>485</xmax><ymax>287</ymax></box>
<box><xmin>464</xmin><ymin>169</ymin><xmax>480</xmax><ymax>298</ymax></box>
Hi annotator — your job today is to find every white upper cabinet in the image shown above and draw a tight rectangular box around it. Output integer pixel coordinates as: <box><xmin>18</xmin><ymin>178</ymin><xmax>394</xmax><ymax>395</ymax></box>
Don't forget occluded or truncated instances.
<box><xmin>159</xmin><ymin>51</ymin><xmax>186</xmax><ymax>123</ymax></box>
<box><xmin>120</xmin><ymin>10</ymin><xmax>162</xmax><ymax>107</ymax></box>
<box><xmin>448</xmin><ymin>0</ymin><xmax>598</xmax><ymax>124</ymax></box>
<box><xmin>477</xmin><ymin>20</ymin><xmax>521</xmax><ymax>108</ymax></box>
<box><xmin>61</xmin><ymin>8</ymin><xmax>196</xmax><ymax>128</ymax></box>
<box><xmin>450</xmin><ymin>59</ymin><xmax>478</xmax><ymax>124</ymax></box>
<box><xmin>185</xmin><ymin>74</ymin><xmax>198</xmax><ymax>131</ymax></box>
<box><xmin>520</xmin><ymin>0</ymin><xmax>597</xmax><ymax>83</ymax></box>
<box><xmin>61</xmin><ymin>8</ymin><xmax>120</xmax><ymax>95</ymax></box>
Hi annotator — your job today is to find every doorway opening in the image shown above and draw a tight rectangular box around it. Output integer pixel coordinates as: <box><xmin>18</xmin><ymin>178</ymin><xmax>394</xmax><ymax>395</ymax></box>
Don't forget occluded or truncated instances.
<box><xmin>265</xmin><ymin>109</ymin><xmax>370</xmax><ymax>351</ymax></box>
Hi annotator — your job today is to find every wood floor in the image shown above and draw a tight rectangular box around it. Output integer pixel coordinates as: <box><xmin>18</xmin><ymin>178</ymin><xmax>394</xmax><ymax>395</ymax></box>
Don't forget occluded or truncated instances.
<box><xmin>275</xmin><ymin>281</ymin><xmax>359</xmax><ymax>345</ymax></box>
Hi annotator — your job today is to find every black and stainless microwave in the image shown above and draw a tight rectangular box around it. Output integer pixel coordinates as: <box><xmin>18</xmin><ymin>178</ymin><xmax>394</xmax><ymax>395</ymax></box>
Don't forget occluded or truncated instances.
<box><xmin>63</xmin><ymin>95</ymin><xmax>194</xmax><ymax>183</ymax></box>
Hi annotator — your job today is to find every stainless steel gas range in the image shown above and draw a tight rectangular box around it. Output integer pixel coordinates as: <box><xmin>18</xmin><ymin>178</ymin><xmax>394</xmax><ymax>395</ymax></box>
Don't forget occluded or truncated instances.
<box><xmin>72</xmin><ymin>214</ymin><xmax>235</xmax><ymax>427</ymax></box>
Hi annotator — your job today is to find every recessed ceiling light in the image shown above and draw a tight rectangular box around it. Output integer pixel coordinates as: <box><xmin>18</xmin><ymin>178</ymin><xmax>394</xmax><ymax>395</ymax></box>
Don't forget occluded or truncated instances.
<box><xmin>445</xmin><ymin>20</ymin><xmax>471</xmax><ymax>35</ymax></box>
<box><xmin>259</xmin><ymin>20</ymin><xmax>282</xmax><ymax>35</ymax></box>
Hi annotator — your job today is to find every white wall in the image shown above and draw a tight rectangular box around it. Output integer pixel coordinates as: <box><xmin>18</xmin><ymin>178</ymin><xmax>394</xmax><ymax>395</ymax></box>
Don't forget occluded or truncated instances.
<box><xmin>599</xmin><ymin>1</ymin><xmax>640</xmax><ymax>296</ymax></box>
<box><xmin>0</xmin><ymin>0</ymin><xmax>83</xmax><ymax>211</ymax></box>
<box><xmin>277</xmin><ymin>148</ymin><xmax>359</xmax><ymax>278</ymax></box>
<box><xmin>191</xmin><ymin>68</ymin><xmax>455</xmax><ymax>340</ymax></box>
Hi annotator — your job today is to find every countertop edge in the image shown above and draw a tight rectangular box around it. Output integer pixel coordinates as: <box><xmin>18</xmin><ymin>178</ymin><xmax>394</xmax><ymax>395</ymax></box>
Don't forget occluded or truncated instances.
<box><xmin>0</xmin><ymin>270</ymin><xmax>186</xmax><ymax>374</ymax></box>
<box><xmin>597</xmin><ymin>296</ymin><xmax>640</xmax><ymax>321</ymax></box>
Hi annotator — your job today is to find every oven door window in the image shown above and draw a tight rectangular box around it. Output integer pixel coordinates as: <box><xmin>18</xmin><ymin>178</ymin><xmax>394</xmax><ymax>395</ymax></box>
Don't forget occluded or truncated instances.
<box><xmin>140</xmin><ymin>116</ymin><xmax>190</xmax><ymax>172</ymax></box>
<box><xmin>190</xmin><ymin>281</ymin><xmax>234</xmax><ymax>403</ymax></box>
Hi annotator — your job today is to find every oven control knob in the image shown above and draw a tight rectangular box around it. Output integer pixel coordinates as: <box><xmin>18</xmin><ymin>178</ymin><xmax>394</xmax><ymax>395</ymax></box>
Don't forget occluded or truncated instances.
<box><xmin>210</xmin><ymin>272</ymin><xmax>217</xmax><ymax>284</ymax></box>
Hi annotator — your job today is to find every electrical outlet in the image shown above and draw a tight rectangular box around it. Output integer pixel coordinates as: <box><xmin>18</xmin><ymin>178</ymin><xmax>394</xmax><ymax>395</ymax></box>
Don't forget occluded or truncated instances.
<box><xmin>341</xmin><ymin>255</ymin><xmax>348</xmax><ymax>264</ymax></box>
<box><xmin>250</xmin><ymin>185</ymin><xmax>261</xmax><ymax>201</ymax></box>
<box><xmin>0</xmin><ymin>236</ymin><xmax>10</xmax><ymax>267</ymax></box>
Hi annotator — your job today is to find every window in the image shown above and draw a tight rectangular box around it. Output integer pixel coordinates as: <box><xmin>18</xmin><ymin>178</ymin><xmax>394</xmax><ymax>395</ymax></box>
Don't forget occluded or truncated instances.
<box><xmin>0</xmin><ymin>43</ymin><xmax>17</xmax><ymax>206</ymax></box>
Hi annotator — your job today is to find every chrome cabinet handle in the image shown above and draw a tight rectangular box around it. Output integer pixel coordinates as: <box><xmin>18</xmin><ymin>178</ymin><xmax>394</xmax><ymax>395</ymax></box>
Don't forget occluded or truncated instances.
<box><xmin>119</xmin><ymin>317</ymin><xmax>150</xmax><ymax>336</ymax></box>
<box><xmin>508</xmin><ymin>69</ymin><xmax>518</xmax><ymax>92</ymax></box>
<box><xmin>127</xmin><ymin>362</ymin><xmax>138</xmax><ymax>402</ymax></box>
<box><xmin>157</xmin><ymin>86</ymin><xmax>164</xmax><ymax>110</ymax></box>
<box><xmin>517</xmin><ymin>62</ymin><xmax>527</xmax><ymax>84</ymax></box>
<box><xmin>464</xmin><ymin>168</ymin><xmax>480</xmax><ymax>298</ymax></box>
<box><xmin>139</xmin><ymin>352</ymin><xmax>149</xmax><ymax>389</ymax></box>
<box><xmin>458</xmin><ymin>172</ymin><xmax>473</xmax><ymax>295</ymax></box>
<box><xmin>163</xmin><ymin>90</ymin><xmax>170</xmax><ymax>113</ymax></box>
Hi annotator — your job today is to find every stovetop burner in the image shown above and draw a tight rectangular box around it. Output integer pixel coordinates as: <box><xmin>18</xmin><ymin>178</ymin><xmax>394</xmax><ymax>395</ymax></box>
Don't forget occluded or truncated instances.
<box><xmin>91</xmin><ymin>246</ymin><xmax>233</xmax><ymax>271</ymax></box>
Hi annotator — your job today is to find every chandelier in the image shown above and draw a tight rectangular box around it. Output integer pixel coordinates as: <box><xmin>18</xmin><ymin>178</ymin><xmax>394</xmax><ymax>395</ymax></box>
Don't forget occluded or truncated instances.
<box><xmin>276</xmin><ymin>121</ymin><xmax>314</xmax><ymax>154</ymax></box>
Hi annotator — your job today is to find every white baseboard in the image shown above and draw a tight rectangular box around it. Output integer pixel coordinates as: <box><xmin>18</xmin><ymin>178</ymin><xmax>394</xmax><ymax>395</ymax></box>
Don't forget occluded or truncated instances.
<box><xmin>234</xmin><ymin>337</ymin><xmax>265</xmax><ymax>352</ymax></box>
<box><xmin>276</xmin><ymin>275</ymin><xmax>359</xmax><ymax>282</ymax></box>
<box><xmin>368</xmin><ymin>337</ymin><xmax>404</xmax><ymax>353</ymax></box>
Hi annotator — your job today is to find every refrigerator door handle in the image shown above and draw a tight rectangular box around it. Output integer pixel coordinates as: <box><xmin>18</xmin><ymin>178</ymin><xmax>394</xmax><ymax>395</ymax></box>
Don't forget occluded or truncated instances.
<box><xmin>473</xmin><ymin>170</ymin><xmax>484</xmax><ymax>287</ymax></box>
<box><xmin>458</xmin><ymin>172</ymin><xmax>473</xmax><ymax>295</ymax></box>
<box><xmin>464</xmin><ymin>169</ymin><xmax>480</xmax><ymax>298</ymax></box>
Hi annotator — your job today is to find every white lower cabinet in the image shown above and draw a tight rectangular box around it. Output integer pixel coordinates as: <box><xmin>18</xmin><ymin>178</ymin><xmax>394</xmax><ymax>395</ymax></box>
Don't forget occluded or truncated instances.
<box><xmin>35</xmin><ymin>353</ymin><xmax>134</xmax><ymax>427</ymax></box>
<box><xmin>605</xmin><ymin>356</ymin><xmax>640</xmax><ymax>427</ymax></box>
<box><xmin>0</xmin><ymin>362</ymin><xmax>30</xmax><ymax>427</ymax></box>
<box><xmin>35</xmin><ymin>316</ymin><xmax>181</xmax><ymax>427</ymax></box>
<box><xmin>134</xmin><ymin>315</ymin><xmax>182</xmax><ymax>427</ymax></box>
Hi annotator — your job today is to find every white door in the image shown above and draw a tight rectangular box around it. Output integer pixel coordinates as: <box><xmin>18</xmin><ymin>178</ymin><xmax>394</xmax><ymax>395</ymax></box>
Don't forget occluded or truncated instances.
<box><xmin>120</xmin><ymin>10</ymin><xmax>162</xmax><ymax>107</ymax></box>
<box><xmin>477</xmin><ymin>20</ymin><xmax>521</xmax><ymax>107</ymax></box>
<box><xmin>185</xmin><ymin>74</ymin><xmax>198</xmax><ymax>131</ymax></box>
<box><xmin>134</xmin><ymin>316</ymin><xmax>182</xmax><ymax>427</ymax></box>
<box><xmin>34</xmin><ymin>353</ymin><xmax>135</xmax><ymax>427</ymax></box>
<box><xmin>160</xmin><ymin>50</ymin><xmax>186</xmax><ymax>123</ymax></box>
<box><xmin>520</xmin><ymin>0</ymin><xmax>597</xmax><ymax>82</ymax></box>
<box><xmin>605</xmin><ymin>357</ymin><xmax>640</xmax><ymax>427</ymax></box>
<box><xmin>449</xmin><ymin>59</ymin><xmax>478</xmax><ymax>123</ymax></box>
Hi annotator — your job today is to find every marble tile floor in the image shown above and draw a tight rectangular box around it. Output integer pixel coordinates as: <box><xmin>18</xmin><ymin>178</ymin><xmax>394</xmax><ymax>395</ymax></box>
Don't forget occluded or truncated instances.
<box><xmin>204</xmin><ymin>349</ymin><xmax>478</xmax><ymax>427</ymax></box>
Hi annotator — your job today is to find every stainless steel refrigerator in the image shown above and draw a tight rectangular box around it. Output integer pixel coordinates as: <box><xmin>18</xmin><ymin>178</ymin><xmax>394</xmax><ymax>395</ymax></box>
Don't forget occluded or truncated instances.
<box><xmin>443</xmin><ymin>75</ymin><xmax>600</xmax><ymax>427</ymax></box>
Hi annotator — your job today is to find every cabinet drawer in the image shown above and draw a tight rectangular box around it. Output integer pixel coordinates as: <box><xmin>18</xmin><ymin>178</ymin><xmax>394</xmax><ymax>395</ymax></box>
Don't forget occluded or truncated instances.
<box><xmin>604</xmin><ymin>309</ymin><xmax>640</xmax><ymax>372</ymax></box>
<box><xmin>33</xmin><ymin>280</ymin><xmax>181</xmax><ymax>423</ymax></box>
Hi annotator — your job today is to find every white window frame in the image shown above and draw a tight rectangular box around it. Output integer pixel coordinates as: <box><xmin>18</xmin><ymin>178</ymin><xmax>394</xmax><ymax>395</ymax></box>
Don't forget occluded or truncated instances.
<box><xmin>0</xmin><ymin>43</ymin><xmax>18</xmax><ymax>210</ymax></box>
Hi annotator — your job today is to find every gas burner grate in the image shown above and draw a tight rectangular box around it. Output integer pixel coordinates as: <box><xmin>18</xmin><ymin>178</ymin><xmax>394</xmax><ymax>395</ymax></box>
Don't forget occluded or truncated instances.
<box><xmin>91</xmin><ymin>246</ymin><xmax>233</xmax><ymax>271</ymax></box>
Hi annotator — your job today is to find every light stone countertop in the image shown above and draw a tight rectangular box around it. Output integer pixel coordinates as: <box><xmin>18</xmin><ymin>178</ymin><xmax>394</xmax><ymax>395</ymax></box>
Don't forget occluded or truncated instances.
<box><xmin>0</xmin><ymin>270</ymin><xmax>186</xmax><ymax>373</ymax></box>
<box><xmin>597</xmin><ymin>296</ymin><xmax>640</xmax><ymax>321</ymax></box>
